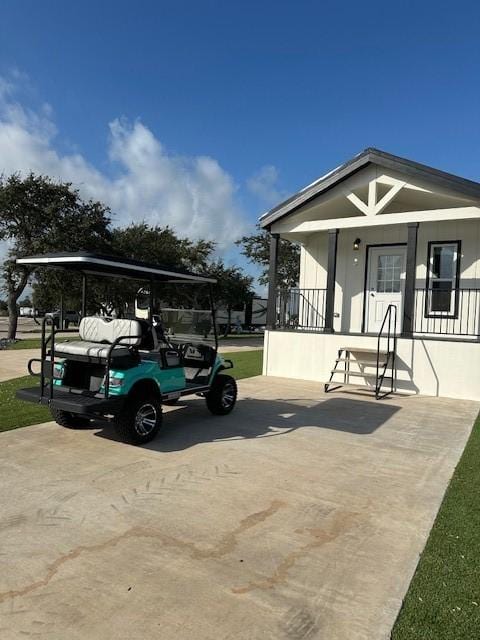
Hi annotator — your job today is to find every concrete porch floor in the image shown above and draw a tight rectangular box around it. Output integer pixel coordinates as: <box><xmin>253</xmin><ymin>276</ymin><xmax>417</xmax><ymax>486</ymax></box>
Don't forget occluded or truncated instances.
<box><xmin>0</xmin><ymin>376</ymin><xmax>477</xmax><ymax>640</ymax></box>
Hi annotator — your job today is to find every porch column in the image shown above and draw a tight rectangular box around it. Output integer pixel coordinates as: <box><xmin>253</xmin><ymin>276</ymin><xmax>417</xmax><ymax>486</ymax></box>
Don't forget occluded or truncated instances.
<box><xmin>324</xmin><ymin>228</ymin><xmax>339</xmax><ymax>333</ymax></box>
<box><xmin>266</xmin><ymin>233</ymin><xmax>280</xmax><ymax>330</ymax></box>
<box><xmin>402</xmin><ymin>222</ymin><xmax>419</xmax><ymax>337</ymax></box>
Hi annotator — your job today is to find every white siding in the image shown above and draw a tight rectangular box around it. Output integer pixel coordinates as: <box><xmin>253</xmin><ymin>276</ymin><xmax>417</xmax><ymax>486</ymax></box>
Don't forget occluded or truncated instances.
<box><xmin>296</xmin><ymin>218</ymin><xmax>480</xmax><ymax>333</ymax></box>
<box><xmin>263</xmin><ymin>330</ymin><xmax>480</xmax><ymax>401</ymax></box>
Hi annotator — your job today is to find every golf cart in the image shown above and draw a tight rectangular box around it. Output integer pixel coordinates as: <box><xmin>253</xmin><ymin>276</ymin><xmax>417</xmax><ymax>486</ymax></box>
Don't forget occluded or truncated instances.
<box><xmin>15</xmin><ymin>252</ymin><xmax>237</xmax><ymax>445</ymax></box>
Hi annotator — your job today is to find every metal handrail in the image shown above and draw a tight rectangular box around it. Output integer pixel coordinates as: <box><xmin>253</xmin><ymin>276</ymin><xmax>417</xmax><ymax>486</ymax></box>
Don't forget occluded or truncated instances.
<box><xmin>376</xmin><ymin>304</ymin><xmax>397</xmax><ymax>399</ymax></box>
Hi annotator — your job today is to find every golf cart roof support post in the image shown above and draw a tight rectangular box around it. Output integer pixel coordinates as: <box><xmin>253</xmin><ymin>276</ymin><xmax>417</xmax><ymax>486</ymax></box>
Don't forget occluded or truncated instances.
<box><xmin>81</xmin><ymin>274</ymin><xmax>87</xmax><ymax>318</ymax></box>
<box><xmin>149</xmin><ymin>278</ymin><xmax>154</xmax><ymax>323</ymax></box>
<box><xmin>209</xmin><ymin>283</ymin><xmax>219</xmax><ymax>352</ymax></box>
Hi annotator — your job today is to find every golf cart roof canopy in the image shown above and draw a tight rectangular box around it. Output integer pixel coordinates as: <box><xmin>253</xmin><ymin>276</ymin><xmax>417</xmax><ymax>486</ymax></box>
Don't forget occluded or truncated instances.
<box><xmin>16</xmin><ymin>252</ymin><xmax>217</xmax><ymax>284</ymax></box>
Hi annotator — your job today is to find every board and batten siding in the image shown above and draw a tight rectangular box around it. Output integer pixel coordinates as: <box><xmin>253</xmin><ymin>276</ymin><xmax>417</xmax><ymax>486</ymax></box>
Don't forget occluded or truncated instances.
<box><xmin>298</xmin><ymin>218</ymin><xmax>480</xmax><ymax>333</ymax></box>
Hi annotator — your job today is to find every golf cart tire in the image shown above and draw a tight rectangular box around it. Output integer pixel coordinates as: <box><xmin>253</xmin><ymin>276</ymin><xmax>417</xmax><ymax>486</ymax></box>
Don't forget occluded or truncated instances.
<box><xmin>206</xmin><ymin>374</ymin><xmax>237</xmax><ymax>415</ymax></box>
<box><xmin>114</xmin><ymin>394</ymin><xmax>163</xmax><ymax>445</ymax></box>
<box><xmin>51</xmin><ymin>407</ymin><xmax>87</xmax><ymax>429</ymax></box>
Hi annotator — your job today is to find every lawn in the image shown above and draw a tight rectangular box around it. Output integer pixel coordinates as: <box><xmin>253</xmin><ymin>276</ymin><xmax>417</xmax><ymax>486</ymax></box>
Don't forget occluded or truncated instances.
<box><xmin>0</xmin><ymin>376</ymin><xmax>50</xmax><ymax>432</ymax></box>
<box><xmin>0</xmin><ymin>349</ymin><xmax>263</xmax><ymax>433</ymax></box>
<box><xmin>5</xmin><ymin>336</ymin><xmax>79</xmax><ymax>349</ymax></box>
<box><xmin>392</xmin><ymin>413</ymin><xmax>480</xmax><ymax>639</ymax></box>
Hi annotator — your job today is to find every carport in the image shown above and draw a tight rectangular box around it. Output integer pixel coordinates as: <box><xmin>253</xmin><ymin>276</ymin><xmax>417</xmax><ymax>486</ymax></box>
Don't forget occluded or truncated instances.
<box><xmin>0</xmin><ymin>377</ymin><xmax>477</xmax><ymax>640</ymax></box>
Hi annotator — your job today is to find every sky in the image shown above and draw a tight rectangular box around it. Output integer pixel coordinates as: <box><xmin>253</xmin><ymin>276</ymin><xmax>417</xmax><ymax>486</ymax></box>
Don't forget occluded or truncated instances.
<box><xmin>1</xmin><ymin>0</ymin><xmax>480</xmax><ymax>290</ymax></box>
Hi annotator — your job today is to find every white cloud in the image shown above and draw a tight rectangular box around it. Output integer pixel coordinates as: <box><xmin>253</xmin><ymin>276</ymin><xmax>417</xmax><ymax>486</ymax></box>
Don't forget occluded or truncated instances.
<box><xmin>0</xmin><ymin>77</ymin><xmax>246</xmax><ymax>249</ymax></box>
<box><xmin>247</xmin><ymin>164</ymin><xmax>287</xmax><ymax>207</ymax></box>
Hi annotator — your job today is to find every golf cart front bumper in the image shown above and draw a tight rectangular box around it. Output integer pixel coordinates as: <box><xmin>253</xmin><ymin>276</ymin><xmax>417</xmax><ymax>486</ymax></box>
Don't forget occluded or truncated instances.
<box><xmin>16</xmin><ymin>386</ymin><xmax>125</xmax><ymax>416</ymax></box>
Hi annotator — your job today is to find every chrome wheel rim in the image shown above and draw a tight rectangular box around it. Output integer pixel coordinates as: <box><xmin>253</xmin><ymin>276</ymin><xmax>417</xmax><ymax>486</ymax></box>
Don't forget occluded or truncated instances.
<box><xmin>134</xmin><ymin>403</ymin><xmax>157</xmax><ymax>436</ymax></box>
<box><xmin>221</xmin><ymin>383</ymin><xmax>235</xmax><ymax>409</ymax></box>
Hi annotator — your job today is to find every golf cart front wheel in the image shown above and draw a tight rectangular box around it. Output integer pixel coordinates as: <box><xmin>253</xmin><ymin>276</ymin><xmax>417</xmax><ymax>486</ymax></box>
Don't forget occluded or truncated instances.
<box><xmin>51</xmin><ymin>407</ymin><xmax>86</xmax><ymax>429</ymax></box>
<box><xmin>115</xmin><ymin>395</ymin><xmax>163</xmax><ymax>445</ymax></box>
<box><xmin>206</xmin><ymin>374</ymin><xmax>237</xmax><ymax>415</ymax></box>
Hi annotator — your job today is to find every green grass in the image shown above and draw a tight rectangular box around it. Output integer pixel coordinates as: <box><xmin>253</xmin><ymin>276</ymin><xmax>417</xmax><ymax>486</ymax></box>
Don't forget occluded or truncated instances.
<box><xmin>0</xmin><ymin>376</ymin><xmax>50</xmax><ymax>432</ymax></box>
<box><xmin>6</xmin><ymin>336</ymin><xmax>79</xmax><ymax>350</ymax></box>
<box><xmin>223</xmin><ymin>349</ymin><xmax>263</xmax><ymax>380</ymax></box>
<box><xmin>219</xmin><ymin>333</ymin><xmax>264</xmax><ymax>339</ymax></box>
<box><xmin>392</xmin><ymin>414</ymin><xmax>480</xmax><ymax>639</ymax></box>
<box><xmin>0</xmin><ymin>349</ymin><xmax>263</xmax><ymax>432</ymax></box>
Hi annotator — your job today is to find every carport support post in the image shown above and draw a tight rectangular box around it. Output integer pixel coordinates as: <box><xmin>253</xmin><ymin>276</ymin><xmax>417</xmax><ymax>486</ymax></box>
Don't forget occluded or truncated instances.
<box><xmin>402</xmin><ymin>222</ymin><xmax>419</xmax><ymax>337</ymax></box>
<box><xmin>266</xmin><ymin>233</ymin><xmax>280</xmax><ymax>330</ymax></box>
<box><xmin>324</xmin><ymin>229</ymin><xmax>339</xmax><ymax>333</ymax></box>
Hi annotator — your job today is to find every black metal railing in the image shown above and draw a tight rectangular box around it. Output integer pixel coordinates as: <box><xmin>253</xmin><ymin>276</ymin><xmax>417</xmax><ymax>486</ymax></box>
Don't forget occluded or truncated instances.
<box><xmin>376</xmin><ymin>304</ymin><xmax>397</xmax><ymax>398</ymax></box>
<box><xmin>274</xmin><ymin>286</ymin><xmax>480</xmax><ymax>338</ymax></box>
<box><xmin>413</xmin><ymin>288</ymin><xmax>480</xmax><ymax>337</ymax></box>
<box><xmin>276</xmin><ymin>288</ymin><xmax>327</xmax><ymax>330</ymax></box>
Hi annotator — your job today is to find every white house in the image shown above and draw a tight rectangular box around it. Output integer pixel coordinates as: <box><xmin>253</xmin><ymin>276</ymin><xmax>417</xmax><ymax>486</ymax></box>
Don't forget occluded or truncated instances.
<box><xmin>260</xmin><ymin>148</ymin><xmax>480</xmax><ymax>401</ymax></box>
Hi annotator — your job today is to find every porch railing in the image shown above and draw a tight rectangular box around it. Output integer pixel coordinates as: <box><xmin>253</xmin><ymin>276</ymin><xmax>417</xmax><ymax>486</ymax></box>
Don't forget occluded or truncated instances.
<box><xmin>277</xmin><ymin>288</ymin><xmax>327</xmax><ymax>330</ymax></box>
<box><xmin>413</xmin><ymin>288</ymin><xmax>480</xmax><ymax>337</ymax></box>
<box><xmin>274</xmin><ymin>287</ymin><xmax>480</xmax><ymax>338</ymax></box>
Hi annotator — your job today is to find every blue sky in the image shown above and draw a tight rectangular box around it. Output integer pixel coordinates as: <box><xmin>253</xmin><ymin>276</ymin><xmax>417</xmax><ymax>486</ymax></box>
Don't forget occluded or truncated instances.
<box><xmin>1</xmin><ymin>0</ymin><xmax>480</xmax><ymax>286</ymax></box>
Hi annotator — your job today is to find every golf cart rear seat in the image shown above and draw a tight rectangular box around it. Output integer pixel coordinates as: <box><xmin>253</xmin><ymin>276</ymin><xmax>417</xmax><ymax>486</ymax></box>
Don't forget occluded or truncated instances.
<box><xmin>54</xmin><ymin>317</ymin><xmax>145</xmax><ymax>366</ymax></box>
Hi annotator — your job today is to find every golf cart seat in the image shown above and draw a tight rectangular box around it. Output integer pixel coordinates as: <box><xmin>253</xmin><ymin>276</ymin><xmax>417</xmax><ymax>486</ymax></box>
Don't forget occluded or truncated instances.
<box><xmin>54</xmin><ymin>316</ymin><xmax>144</xmax><ymax>365</ymax></box>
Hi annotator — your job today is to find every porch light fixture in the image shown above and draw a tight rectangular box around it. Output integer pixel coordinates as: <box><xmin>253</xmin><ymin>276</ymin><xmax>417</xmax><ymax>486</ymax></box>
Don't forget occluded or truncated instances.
<box><xmin>353</xmin><ymin>238</ymin><xmax>361</xmax><ymax>251</ymax></box>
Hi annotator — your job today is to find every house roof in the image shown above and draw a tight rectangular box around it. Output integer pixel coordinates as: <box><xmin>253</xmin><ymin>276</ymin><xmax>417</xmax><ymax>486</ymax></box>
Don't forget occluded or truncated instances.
<box><xmin>259</xmin><ymin>148</ymin><xmax>480</xmax><ymax>229</ymax></box>
<box><xmin>16</xmin><ymin>252</ymin><xmax>217</xmax><ymax>283</ymax></box>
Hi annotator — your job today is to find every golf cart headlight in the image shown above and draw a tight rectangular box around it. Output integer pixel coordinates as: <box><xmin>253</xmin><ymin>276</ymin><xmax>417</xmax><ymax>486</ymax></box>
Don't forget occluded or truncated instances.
<box><xmin>108</xmin><ymin>375</ymin><xmax>124</xmax><ymax>388</ymax></box>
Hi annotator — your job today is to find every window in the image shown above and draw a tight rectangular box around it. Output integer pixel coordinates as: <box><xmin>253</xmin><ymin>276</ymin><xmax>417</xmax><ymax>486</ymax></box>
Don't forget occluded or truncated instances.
<box><xmin>376</xmin><ymin>254</ymin><xmax>402</xmax><ymax>293</ymax></box>
<box><xmin>426</xmin><ymin>241</ymin><xmax>460</xmax><ymax>316</ymax></box>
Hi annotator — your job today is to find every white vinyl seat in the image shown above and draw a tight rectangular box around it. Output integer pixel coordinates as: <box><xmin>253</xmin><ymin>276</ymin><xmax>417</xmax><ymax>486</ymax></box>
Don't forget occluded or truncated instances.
<box><xmin>54</xmin><ymin>317</ymin><xmax>143</xmax><ymax>363</ymax></box>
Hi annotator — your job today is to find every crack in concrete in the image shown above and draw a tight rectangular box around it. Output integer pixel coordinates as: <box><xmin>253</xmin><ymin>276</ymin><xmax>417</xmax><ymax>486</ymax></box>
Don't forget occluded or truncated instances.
<box><xmin>0</xmin><ymin>499</ymin><xmax>285</xmax><ymax>604</ymax></box>
<box><xmin>232</xmin><ymin>510</ymin><xmax>358</xmax><ymax>594</ymax></box>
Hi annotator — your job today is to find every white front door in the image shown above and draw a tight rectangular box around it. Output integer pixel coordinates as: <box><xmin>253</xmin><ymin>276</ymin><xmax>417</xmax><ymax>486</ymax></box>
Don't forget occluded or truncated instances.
<box><xmin>365</xmin><ymin>246</ymin><xmax>406</xmax><ymax>333</ymax></box>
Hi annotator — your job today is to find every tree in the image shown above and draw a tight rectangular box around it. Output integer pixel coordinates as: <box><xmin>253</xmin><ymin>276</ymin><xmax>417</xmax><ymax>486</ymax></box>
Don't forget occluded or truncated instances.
<box><xmin>89</xmin><ymin>223</ymin><xmax>217</xmax><ymax>316</ymax></box>
<box><xmin>236</xmin><ymin>224</ymin><xmax>300</xmax><ymax>289</ymax></box>
<box><xmin>0</xmin><ymin>173</ymin><xmax>111</xmax><ymax>338</ymax></box>
<box><xmin>204</xmin><ymin>260</ymin><xmax>254</xmax><ymax>335</ymax></box>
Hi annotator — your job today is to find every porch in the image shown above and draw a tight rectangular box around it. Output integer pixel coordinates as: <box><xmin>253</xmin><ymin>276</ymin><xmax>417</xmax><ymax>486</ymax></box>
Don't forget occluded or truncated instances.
<box><xmin>260</xmin><ymin>149</ymin><xmax>480</xmax><ymax>400</ymax></box>
<box><xmin>267</xmin><ymin>221</ymin><xmax>480</xmax><ymax>341</ymax></box>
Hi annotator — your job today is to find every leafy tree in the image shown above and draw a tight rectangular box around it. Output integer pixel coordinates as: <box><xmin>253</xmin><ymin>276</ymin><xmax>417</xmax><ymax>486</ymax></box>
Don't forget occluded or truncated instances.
<box><xmin>0</xmin><ymin>173</ymin><xmax>111</xmax><ymax>338</ymax></box>
<box><xmin>204</xmin><ymin>260</ymin><xmax>254</xmax><ymax>335</ymax></box>
<box><xmin>236</xmin><ymin>224</ymin><xmax>300</xmax><ymax>289</ymax></box>
<box><xmin>88</xmin><ymin>223</ymin><xmax>217</xmax><ymax>316</ymax></box>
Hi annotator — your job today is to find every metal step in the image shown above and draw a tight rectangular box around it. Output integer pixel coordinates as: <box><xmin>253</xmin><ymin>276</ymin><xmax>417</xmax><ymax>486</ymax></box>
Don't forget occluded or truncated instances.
<box><xmin>335</xmin><ymin>358</ymin><xmax>387</xmax><ymax>367</ymax></box>
<box><xmin>340</xmin><ymin>347</ymin><xmax>387</xmax><ymax>355</ymax></box>
<box><xmin>330</xmin><ymin>370</ymin><xmax>386</xmax><ymax>378</ymax></box>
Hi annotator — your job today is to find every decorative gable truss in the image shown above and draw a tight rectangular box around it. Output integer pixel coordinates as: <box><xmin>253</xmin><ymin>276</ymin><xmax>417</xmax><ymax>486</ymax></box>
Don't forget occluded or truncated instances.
<box><xmin>345</xmin><ymin>175</ymin><xmax>428</xmax><ymax>216</ymax></box>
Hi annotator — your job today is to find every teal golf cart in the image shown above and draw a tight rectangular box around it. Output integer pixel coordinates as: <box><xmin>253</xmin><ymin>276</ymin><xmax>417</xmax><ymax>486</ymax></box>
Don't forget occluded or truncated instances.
<box><xmin>15</xmin><ymin>252</ymin><xmax>237</xmax><ymax>445</ymax></box>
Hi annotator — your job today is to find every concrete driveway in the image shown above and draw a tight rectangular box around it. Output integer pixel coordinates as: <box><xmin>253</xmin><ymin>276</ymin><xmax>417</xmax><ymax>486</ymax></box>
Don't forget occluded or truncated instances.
<box><xmin>0</xmin><ymin>377</ymin><xmax>477</xmax><ymax>640</ymax></box>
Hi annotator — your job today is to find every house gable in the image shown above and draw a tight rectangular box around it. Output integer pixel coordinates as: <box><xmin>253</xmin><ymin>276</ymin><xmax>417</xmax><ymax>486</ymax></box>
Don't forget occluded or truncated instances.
<box><xmin>260</xmin><ymin>148</ymin><xmax>480</xmax><ymax>235</ymax></box>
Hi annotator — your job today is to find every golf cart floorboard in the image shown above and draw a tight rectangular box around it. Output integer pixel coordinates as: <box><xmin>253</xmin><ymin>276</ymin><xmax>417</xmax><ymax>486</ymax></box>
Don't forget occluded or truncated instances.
<box><xmin>16</xmin><ymin>386</ymin><xmax>124</xmax><ymax>415</ymax></box>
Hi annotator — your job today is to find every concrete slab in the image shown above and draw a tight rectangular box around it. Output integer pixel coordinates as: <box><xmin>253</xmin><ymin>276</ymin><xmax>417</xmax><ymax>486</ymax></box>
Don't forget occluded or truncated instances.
<box><xmin>0</xmin><ymin>349</ymin><xmax>39</xmax><ymax>382</ymax></box>
<box><xmin>0</xmin><ymin>376</ymin><xmax>477</xmax><ymax>640</ymax></box>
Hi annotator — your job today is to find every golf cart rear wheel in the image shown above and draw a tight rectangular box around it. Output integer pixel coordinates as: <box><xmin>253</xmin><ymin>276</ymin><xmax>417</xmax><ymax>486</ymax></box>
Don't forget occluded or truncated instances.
<box><xmin>51</xmin><ymin>408</ymin><xmax>86</xmax><ymax>429</ymax></box>
<box><xmin>115</xmin><ymin>395</ymin><xmax>163</xmax><ymax>445</ymax></box>
<box><xmin>206</xmin><ymin>374</ymin><xmax>237</xmax><ymax>415</ymax></box>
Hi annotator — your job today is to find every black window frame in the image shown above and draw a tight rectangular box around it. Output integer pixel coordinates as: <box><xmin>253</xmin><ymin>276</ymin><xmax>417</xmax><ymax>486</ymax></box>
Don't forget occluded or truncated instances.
<box><xmin>424</xmin><ymin>240</ymin><xmax>461</xmax><ymax>319</ymax></box>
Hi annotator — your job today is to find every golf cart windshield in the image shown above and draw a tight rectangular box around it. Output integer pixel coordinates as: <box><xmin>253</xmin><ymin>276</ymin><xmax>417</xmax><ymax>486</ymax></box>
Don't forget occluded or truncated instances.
<box><xmin>159</xmin><ymin>308</ymin><xmax>216</xmax><ymax>346</ymax></box>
